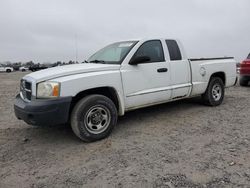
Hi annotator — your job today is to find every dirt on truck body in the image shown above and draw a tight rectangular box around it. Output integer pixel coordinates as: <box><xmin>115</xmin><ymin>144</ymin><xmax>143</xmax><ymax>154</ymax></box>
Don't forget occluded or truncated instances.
<box><xmin>0</xmin><ymin>72</ymin><xmax>250</xmax><ymax>187</ymax></box>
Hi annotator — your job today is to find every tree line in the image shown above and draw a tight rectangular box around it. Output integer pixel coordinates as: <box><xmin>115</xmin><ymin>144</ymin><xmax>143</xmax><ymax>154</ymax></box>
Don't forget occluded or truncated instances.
<box><xmin>0</xmin><ymin>61</ymin><xmax>81</xmax><ymax>71</ymax></box>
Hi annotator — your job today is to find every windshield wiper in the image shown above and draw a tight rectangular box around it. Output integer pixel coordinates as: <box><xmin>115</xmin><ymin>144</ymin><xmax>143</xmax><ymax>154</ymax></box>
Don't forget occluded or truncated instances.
<box><xmin>89</xmin><ymin>60</ymin><xmax>106</xmax><ymax>63</ymax></box>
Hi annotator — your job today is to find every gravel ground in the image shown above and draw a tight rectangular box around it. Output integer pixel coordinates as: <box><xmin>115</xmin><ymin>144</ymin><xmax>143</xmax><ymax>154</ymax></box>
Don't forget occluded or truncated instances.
<box><xmin>0</xmin><ymin>72</ymin><xmax>250</xmax><ymax>188</ymax></box>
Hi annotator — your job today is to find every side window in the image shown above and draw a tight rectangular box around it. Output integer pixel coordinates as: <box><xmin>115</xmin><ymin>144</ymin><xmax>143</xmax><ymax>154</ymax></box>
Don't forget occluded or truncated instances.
<box><xmin>165</xmin><ymin>40</ymin><xmax>182</xmax><ymax>61</ymax></box>
<box><xmin>248</xmin><ymin>53</ymin><xmax>250</xmax><ymax>59</ymax></box>
<box><xmin>133</xmin><ymin>40</ymin><xmax>165</xmax><ymax>63</ymax></box>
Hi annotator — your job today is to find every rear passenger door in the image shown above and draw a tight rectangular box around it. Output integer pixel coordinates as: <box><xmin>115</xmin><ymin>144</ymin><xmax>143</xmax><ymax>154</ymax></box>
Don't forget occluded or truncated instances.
<box><xmin>165</xmin><ymin>40</ymin><xmax>191</xmax><ymax>99</ymax></box>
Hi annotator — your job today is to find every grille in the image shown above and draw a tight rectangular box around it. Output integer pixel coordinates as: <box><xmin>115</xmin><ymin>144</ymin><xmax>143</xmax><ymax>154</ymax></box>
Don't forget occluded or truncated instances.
<box><xmin>20</xmin><ymin>79</ymin><xmax>32</xmax><ymax>101</ymax></box>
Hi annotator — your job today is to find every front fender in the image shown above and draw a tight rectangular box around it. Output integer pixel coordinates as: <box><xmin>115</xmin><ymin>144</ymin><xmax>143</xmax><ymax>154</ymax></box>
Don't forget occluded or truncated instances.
<box><xmin>50</xmin><ymin>70</ymin><xmax>125</xmax><ymax>115</ymax></box>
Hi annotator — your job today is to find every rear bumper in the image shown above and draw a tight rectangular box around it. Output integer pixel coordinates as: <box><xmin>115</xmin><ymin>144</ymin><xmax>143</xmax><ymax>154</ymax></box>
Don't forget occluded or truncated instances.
<box><xmin>14</xmin><ymin>94</ymin><xmax>72</xmax><ymax>126</ymax></box>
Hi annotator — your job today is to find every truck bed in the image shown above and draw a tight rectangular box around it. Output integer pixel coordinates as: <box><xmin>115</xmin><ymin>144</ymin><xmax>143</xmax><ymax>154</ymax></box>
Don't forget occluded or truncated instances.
<box><xmin>189</xmin><ymin>57</ymin><xmax>236</xmax><ymax>96</ymax></box>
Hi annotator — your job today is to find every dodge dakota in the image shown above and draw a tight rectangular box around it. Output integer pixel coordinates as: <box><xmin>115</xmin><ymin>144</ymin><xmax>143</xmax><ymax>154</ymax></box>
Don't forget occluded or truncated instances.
<box><xmin>14</xmin><ymin>38</ymin><xmax>237</xmax><ymax>142</ymax></box>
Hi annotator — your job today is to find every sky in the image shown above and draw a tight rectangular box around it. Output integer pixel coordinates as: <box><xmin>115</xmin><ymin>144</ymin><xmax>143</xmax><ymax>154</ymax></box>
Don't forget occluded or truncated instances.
<box><xmin>0</xmin><ymin>0</ymin><xmax>249</xmax><ymax>63</ymax></box>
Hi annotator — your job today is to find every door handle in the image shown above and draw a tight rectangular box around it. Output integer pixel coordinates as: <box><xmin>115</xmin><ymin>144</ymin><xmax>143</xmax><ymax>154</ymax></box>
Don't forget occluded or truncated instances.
<box><xmin>157</xmin><ymin>68</ymin><xmax>168</xmax><ymax>73</ymax></box>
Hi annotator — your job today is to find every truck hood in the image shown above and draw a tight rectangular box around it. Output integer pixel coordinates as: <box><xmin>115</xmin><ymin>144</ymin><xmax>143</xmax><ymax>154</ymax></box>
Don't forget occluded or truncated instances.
<box><xmin>24</xmin><ymin>63</ymin><xmax>121</xmax><ymax>83</ymax></box>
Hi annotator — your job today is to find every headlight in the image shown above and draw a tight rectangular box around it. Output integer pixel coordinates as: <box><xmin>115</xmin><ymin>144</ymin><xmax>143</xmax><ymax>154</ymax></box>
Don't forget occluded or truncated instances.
<box><xmin>37</xmin><ymin>81</ymin><xmax>60</xmax><ymax>98</ymax></box>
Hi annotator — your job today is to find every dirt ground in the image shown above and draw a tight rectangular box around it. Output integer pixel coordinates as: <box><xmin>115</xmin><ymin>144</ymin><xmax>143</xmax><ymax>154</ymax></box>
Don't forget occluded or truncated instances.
<box><xmin>0</xmin><ymin>72</ymin><xmax>249</xmax><ymax>188</ymax></box>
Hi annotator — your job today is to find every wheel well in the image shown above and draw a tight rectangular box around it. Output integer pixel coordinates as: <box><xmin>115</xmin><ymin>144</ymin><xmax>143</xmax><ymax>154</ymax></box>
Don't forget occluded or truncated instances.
<box><xmin>210</xmin><ymin>72</ymin><xmax>226</xmax><ymax>85</ymax></box>
<box><xmin>70</xmin><ymin>87</ymin><xmax>119</xmax><ymax>113</ymax></box>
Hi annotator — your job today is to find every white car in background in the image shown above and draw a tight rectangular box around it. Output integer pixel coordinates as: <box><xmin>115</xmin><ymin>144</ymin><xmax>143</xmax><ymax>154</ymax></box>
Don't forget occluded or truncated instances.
<box><xmin>19</xmin><ymin>66</ymin><xmax>29</xmax><ymax>72</ymax></box>
<box><xmin>0</xmin><ymin>65</ymin><xmax>13</xmax><ymax>73</ymax></box>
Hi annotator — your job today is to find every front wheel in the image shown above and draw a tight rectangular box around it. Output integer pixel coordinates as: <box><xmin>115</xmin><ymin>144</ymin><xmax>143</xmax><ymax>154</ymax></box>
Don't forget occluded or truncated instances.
<box><xmin>202</xmin><ymin>77</ymin><xmax>224</xmax><ymax>106</ymax></box>
<box><xmin>71</xmin><ymin>95</ymin><xmax>118</xmax><ymax>142</ymax></box>
<box><xmin>6</xmin><ymin>69</ymin><xmax>11</xmax><ymax>73</ymax></box>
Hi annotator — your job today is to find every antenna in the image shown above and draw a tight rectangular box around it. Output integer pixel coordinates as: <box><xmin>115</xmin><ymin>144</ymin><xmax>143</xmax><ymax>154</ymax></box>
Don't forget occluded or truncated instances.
<box><xmin>75</xmin><ymin>34</ymin><xmax>78</xmax><ymax>63</ymax></box>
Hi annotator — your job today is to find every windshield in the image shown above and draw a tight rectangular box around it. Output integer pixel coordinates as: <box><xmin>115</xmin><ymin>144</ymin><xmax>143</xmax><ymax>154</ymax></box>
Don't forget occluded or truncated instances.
<box><xmin>88</xmin><ymin>41</ymin><xmax>138</xmax><ymax>64</ymax></box>
<box><xmin>248</xmin><ymin>53</ymin><xmax>250</xmax><ymax>59</ymax></box>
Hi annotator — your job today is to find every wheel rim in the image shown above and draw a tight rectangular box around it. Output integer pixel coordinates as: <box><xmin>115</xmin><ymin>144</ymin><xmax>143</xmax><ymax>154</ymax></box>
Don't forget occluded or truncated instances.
<box><xmin>212</xmin><ymin>84</ymin><xmax>222</xmax><ymax>101</ymax></box>
<box><xmin>84</xmin><ymin>105</ymin><xmax>111</xmax><ymax>134</ymax></box>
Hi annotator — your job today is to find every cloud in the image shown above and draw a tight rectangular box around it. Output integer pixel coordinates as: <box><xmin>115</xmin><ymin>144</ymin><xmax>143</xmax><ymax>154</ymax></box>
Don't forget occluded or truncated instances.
<box><xmin>0</xmin><ymin>0</ymin><xmax>249</xmax><ymax>62</ymax></box>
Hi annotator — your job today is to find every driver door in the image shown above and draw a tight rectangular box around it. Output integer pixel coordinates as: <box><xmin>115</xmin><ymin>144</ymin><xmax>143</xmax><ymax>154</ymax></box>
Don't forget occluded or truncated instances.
<box><xmin>121</xmin><ymin>40</ymin><xmax>172</xmax><ymax>110</ymax></box>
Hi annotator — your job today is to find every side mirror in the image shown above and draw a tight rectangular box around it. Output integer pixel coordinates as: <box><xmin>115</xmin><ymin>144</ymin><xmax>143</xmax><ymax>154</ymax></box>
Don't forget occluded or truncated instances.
<box><xmin>129</xmin><ymin>56</ymin><xmax>150</xmax><ymax>65</ymax></box>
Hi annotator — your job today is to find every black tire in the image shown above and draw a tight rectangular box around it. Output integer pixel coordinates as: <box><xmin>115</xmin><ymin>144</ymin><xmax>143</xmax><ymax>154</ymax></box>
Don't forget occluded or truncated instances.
<box><xmin>240</xmin><ymin>78</ymin><xmax>249</xmax><ymax>86</ymax></box>
<box><xmin>70</xmin><ymin>95</ymin><xmax>118</xmax><ymax>142</ymax></box>
<box><xmin>6</xmin><ymin>69</ymin><xmax>11</xmax><ymax>73</ymax></box>
<box><xmin>202</xmin><ymin>77</ymin><xmax>224</xmax><ymax>106</ymax></box>
<box><xmin>21</xmin><ymin>69</ymin><xmax>25</xmax><ymax>72</ymax></box>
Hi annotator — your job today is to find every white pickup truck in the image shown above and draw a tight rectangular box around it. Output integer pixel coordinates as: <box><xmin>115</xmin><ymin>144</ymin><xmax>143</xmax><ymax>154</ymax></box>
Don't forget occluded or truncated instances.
<box><xmin>14</xmin><ymin>38</ymin><xmax>237</xmax><ymax>142</ymax></box>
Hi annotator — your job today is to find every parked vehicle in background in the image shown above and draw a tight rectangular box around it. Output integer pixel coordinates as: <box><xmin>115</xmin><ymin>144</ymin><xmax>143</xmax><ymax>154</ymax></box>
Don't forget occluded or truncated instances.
<box><xmin>14</xmin><ymin>38</ymin><xmax>237</xmax><ymax>142</ymax></box>
<box><xmin>29</xmin><ymin>64</ymin><xmax>48</xmax><ymax>72</ymax></box>
<box><xmin>19</xmin><ymin>66</ymin><xmax>29</xmax><ymax>72</ymax></box>
<box><xmin>239</xmin><ymin>53</ymin><xmax>250</xmax><ymax>86</ymax></box>
<box><xmin>0</xmin><ymin>65</ymin><xmax>13</xmax><ymax>73</ymax></box>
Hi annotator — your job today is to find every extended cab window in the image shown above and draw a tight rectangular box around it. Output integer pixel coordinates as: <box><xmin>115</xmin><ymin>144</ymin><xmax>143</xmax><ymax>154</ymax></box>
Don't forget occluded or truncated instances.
<box><xmin>133</xmin><ymin>40</ymin><xmax>165</xmax><ymax>63</ymax></box>
<box><xmin>166</xmin><ymin>40</ymin><xmax>182</xmax><ymax>61</ymax></box>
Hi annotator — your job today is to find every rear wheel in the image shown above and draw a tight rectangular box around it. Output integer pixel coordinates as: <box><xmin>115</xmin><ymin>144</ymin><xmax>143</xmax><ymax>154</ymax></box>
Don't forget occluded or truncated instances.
<box><xmin>70</xmin><ymin>95</ymin><xmax>118</xmax><ymax>142</ymax></box>
<box><xmin>240</xmin><ymin>77</ymin><xmax>249</xmax><ymax>86</ymax></box>
<box><xmin>6</xmin><ymin>69</ymin><xmax>11</xmax><ymax>73</ymax></box>
<box><xmin>202</xmin><ymin>77</ymin><xmax>224</xmax><ymax>106</ymax></box>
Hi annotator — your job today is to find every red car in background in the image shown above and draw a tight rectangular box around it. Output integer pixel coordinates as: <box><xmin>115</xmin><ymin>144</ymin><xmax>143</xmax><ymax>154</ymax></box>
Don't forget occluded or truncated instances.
<box><xmin>240</xmin><ymin>53</ymin><xmax>250</xmax><ymax>86</ymax></box>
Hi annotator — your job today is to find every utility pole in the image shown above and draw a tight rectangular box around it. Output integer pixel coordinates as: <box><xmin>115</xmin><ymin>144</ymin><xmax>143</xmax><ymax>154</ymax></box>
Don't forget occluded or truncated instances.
<box><xmin>75</xmin><ymin>34</ymin><xmax>78</xmax><ymax>63</ymax></box>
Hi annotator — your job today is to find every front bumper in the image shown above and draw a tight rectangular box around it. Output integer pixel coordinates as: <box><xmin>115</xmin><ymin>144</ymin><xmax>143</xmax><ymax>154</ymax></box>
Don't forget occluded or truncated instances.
<box><xmin>14</xmin><ymin>94</ymin><xmax>72</xmax><ymax>126</ymax></box>
<box><xmin>240</xmin><ymin>75</ymin><xmax>250</xmax><ymax>81</ymax></box>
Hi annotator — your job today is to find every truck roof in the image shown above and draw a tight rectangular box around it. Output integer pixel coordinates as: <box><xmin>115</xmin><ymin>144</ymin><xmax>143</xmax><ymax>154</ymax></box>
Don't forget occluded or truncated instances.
<box><xmin>118</xmin><ymin>38</ymin><xmax>180</xmax><ymax>42</ymax></box>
